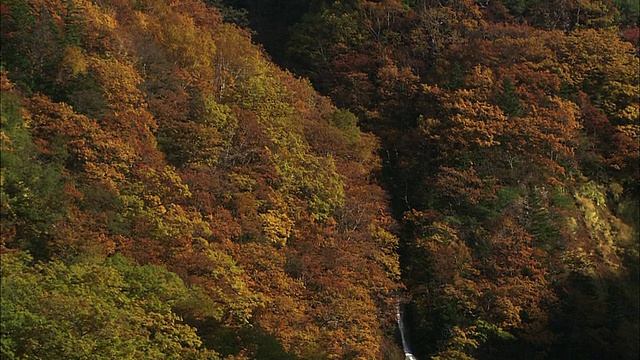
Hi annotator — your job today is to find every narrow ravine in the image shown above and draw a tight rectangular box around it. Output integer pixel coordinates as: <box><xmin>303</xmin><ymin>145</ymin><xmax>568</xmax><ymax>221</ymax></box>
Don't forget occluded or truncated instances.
<box><xmin>397</xmin><ymin>302</ymin><xmax>418</xmax><ymax>360</ymax></box>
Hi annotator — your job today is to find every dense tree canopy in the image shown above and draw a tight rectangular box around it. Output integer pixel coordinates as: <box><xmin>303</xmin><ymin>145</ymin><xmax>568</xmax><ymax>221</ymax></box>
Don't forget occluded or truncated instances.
<box><xmin>279</xmin><ymin>0</ymin><xmax>638</xmax><ymax>358</ymax></box>
<box><xmin>1</xmin><ymin>0</ymin><xmax>400</xmax><ymax>358</ymax></box>
<box><xmin>1</xmin><ymin>0</ymin><xmax>638</xmax><ymax>359</ymax></box>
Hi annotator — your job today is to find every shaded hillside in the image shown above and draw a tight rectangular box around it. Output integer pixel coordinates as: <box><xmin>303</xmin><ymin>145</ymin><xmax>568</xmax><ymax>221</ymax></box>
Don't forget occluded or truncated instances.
<box><xmin>223</xmin><ymin>0</ymin><xmax>640</xmax><ymax>358</ymax></box>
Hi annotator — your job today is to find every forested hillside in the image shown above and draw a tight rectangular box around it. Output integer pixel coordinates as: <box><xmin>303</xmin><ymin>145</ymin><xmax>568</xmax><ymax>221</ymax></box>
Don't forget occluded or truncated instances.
<box><xmin>0</xmin><ymin>1</ymin><xmax>401</xmax><ymax>358</ymax></box>
<box><xmin>1</xmin><ymin>0</ymin><xmax>639</xmax><ymax>359</ymax></box>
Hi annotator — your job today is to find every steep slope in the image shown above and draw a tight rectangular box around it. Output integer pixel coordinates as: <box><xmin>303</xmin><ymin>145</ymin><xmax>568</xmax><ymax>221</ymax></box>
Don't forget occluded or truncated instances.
<box><xmin>0</xmin><ymin>0</ymin><xmax>401</xmax><ymax>358</ymax></box>
<box><xmin>273</xmin><ymin>0</ymin><xmax>638</xmax><ymax>358</ymax></box>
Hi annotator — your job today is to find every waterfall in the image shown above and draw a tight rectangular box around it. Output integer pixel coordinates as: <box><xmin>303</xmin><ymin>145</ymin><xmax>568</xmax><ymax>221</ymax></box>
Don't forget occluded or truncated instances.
<box><xmin>397</xmin><ymin>302</ymin><xmax>418</xmax><ymax>360</ymax></box>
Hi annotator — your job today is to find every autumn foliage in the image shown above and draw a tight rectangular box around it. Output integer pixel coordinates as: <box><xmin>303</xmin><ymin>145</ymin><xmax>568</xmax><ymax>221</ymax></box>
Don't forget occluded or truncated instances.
<box><xmin>1</xmin><ymin>0</ymin><xmax>639</xmax><ymax>359</ymax></box>
<box><xmin>281</xmin><ymin>0</ymin><xmax>638</xmax><ymax>359</ymax></box>
<box><xmin>1</xmin><ymin>0</ymin><xmax>400</xmax><ymax>358</ymax></box>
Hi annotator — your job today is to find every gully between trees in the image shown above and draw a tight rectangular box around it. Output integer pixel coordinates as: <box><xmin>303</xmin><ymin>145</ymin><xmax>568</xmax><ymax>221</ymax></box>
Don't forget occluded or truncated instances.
<box><xmin>397</xmin><ymin>302</ymin><xmax>418</xmax><ymax>360</ymax></box>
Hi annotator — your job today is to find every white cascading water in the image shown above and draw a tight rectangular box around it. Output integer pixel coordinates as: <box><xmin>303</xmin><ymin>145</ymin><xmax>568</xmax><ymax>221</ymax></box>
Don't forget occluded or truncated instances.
<box><xmin>397</xmin><ymin>302</ymin><xmax>418</xmax><ymax>360</ymax></box>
